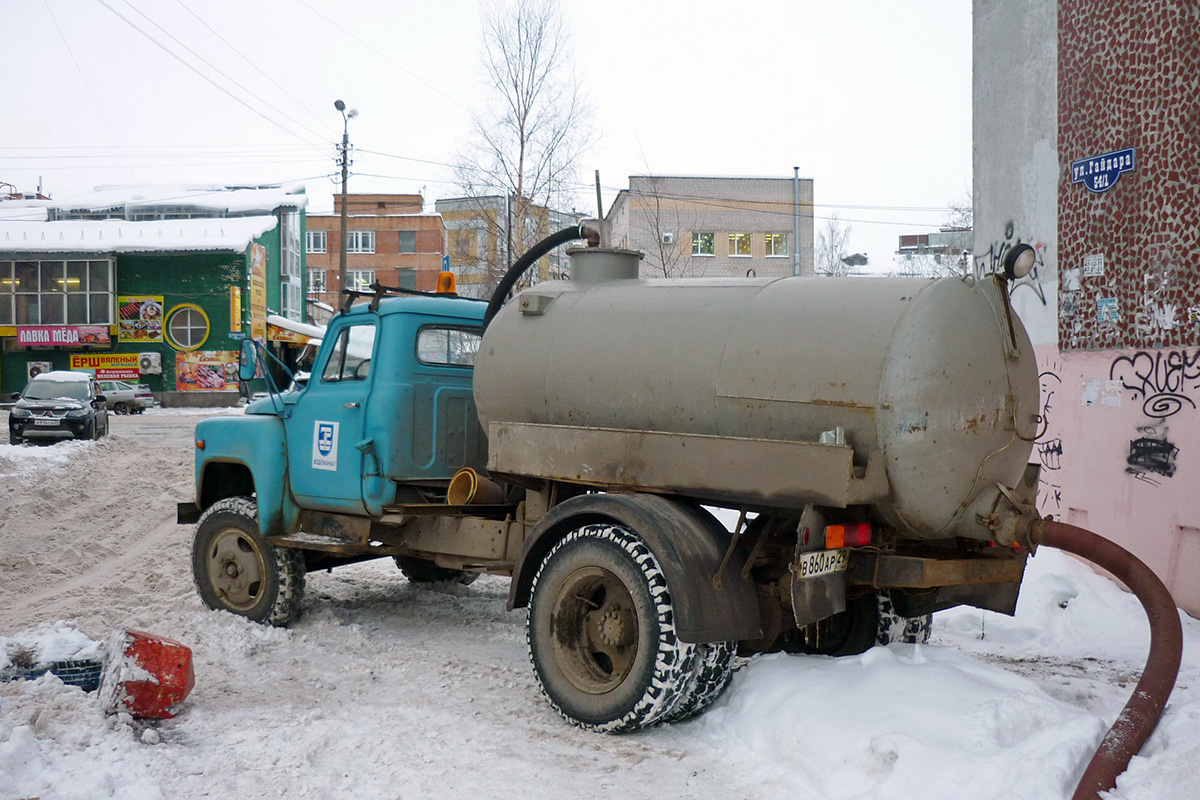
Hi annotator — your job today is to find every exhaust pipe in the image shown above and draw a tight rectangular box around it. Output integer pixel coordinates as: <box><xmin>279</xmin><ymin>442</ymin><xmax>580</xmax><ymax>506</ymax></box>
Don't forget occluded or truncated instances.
<box><xmin>1030</xmin><ymin>520</ymin><xmax>1183</xmax><ymax>800</ymax></box>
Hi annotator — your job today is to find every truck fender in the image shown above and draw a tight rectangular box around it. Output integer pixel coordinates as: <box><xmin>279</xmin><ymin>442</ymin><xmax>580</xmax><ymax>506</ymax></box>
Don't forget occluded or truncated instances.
<box><xmin>194</xmin><ymin>414</ymin><xmax>295</xmax><ymax>538</ymax></box>
<box><xmin>508</xmin><ymin>492</ymin><xmax>762</xmax><ymax>644</ymax></box>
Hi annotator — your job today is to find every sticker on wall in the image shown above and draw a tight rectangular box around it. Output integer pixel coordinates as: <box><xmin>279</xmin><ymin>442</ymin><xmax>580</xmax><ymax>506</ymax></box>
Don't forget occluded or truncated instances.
<box><xmin>1102</xmin><ymin>380</ymin><xmax>1123</xmax><ymax>407</ymax></box>
<box><xmin>1071</xmin><ymin>147</ymin><xmax>1135</xmax><ymax>193</ymax></box>
<box><xmin>1097</xmin><ymin>296</ymin><xmax>1121</xmax><ymax>323</ymax></box>
<box><xmin>1082</xmin><ymin>379</ymin><xmax>1101</xmax><ymax>407</ymax></box>
<box><xmin>1189</xmin><ymin>306</ymin><xmax>1200</xmax><ymax>324</ymax></box>
<box><xmin>1063</xmin><ymin>268</ymin><xmax>1082</xmax><ymax>291</ymax></box>
<box><xmin>313</xmin><ymin>421</ymin><xmax>339</xmax><ymax>471</ymax></box>
<box><xmin>1082</xmin><ymin>253</ymin><xmax>1105</xmax><ymax>278</ymax></box>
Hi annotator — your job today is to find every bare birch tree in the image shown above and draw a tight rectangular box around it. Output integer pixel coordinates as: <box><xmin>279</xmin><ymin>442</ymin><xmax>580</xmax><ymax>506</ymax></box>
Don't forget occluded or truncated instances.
<box><xmin>815</xmin><ymin>214</ymin><xmax>853</xmax><ymax>276</ymax></box>
<box><xmin>632</xmin><ymin>174</ymin><xmax>706</xmax><ymax>278</ymax></box>
<box><xmin>453</xmin><ymin>0</ymin><xmax>594</xmax><ymax>294</ymax></box>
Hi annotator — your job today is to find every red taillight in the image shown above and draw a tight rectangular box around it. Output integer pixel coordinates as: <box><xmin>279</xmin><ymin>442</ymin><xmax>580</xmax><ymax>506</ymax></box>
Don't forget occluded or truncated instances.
<box><xmin>826</xmin><ymin>522</ymin><xmax>871</xmax><ymax>548</ymax></box>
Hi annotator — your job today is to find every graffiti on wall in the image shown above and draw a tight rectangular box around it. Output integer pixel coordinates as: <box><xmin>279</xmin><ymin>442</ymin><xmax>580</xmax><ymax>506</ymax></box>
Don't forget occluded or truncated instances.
<box><xmin>976</xmin><ymin>221</ymin><xmax>1049</xmax><ymax>306</ymax></box>
<box><xmin>1126</xmin><ymin>424</ymin><xmax>1179</xmax><ymax>486</ymax></box>
<box><xmin>1108</xmin><ymin>349</ymin><xmax>1200</xmax><ymax>419</ymax></box>
<box><xmin>1035</xmin><ymin>367</ymin><xmax>1064</xmax><ymax>512</ymax></box>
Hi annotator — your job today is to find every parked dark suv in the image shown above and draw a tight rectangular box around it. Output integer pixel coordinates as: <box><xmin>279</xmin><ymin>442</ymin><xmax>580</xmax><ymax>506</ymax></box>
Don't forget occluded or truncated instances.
<box><xmin>8</xmin><ymin>371</ymin><xmax>109</xmax><ymax>444</ymax></box>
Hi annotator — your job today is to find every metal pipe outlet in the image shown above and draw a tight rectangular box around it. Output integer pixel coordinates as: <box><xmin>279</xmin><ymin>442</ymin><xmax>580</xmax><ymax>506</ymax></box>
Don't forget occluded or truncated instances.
<box><xmin>1031</xmin><ymin>520</ymin><xmax>1183</xmax><ymax>800</ymax></box>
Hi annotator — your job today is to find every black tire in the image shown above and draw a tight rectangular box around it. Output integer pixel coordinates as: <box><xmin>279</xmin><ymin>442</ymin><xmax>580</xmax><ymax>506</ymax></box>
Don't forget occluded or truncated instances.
<box><xmin>10</xmin><ymin>432</ymin><xmax>23</xmax><ymax>445</ymax></box>
<box><xmin>192</xmin><ymin>496</ymin><xmax>305</xmax><ymax>626</ymax></box>
<box><xmin>662</xmin><ymin>641</ymin><xmax>737</xmax><ymax>724</ymax></box>
<box><xmin>785</xmin><ymin>591</ymin><xmax>933</xmax><ymax>656</ymax></box>
<box><xmin>527</xmin><ymin>523</ymin><xmax>696</xmax><ymax>733</ymax></box>
<box><xmin>394</xmin><ymin>556</ymin><xmax>479</xmax><ymax>585</ymax></box>
<box><xmin>876</xmin><ymin>591</ymin><xmax>932</xmax><ymax>645</ymax></box>
<box><xmin>113</xmin><ymin>402</ymin><xmax>130</xmax><ymax>415</ymax></box>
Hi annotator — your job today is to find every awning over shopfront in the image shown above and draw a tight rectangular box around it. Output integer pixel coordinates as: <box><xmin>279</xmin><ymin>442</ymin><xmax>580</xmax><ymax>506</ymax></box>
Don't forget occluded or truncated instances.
<box><xmin>266</xmin><ymin>314</ymin><xmax>324</xmax><ymax>346</ymax></box>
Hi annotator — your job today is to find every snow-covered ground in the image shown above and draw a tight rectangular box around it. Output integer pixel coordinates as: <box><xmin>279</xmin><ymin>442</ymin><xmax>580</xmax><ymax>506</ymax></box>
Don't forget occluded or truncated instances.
<box><xmin>1</xmin><ymin>410</ymin><xmax>1197</xmax><ymax>800</ymax></box>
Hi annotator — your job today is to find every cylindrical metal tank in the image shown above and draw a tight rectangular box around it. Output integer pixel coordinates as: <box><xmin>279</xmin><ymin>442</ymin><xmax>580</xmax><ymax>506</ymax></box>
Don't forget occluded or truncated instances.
<box><xmin>475</xmin><ymin>255</ymin><xmax>1038</xmax><ymax>541</ymax></box>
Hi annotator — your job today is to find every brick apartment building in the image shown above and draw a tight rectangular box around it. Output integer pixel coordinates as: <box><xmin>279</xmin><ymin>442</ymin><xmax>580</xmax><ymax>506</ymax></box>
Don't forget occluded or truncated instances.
<box><xmin>306</xmin><ymin>194</ymin><xmax>447</xmax><ymax>308</ymax></box>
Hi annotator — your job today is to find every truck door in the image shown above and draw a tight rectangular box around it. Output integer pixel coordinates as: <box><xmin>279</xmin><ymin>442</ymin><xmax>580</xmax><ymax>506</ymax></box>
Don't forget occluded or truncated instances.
<box><xmin>286</xmin><ymin>318</ymin><xmax>378</xmax><ymax>514</ymax></box>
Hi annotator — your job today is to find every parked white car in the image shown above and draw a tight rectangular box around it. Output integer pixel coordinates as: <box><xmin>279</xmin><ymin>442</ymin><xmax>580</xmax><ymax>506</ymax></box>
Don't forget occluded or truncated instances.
<box><xmin>96</xmin><ymin>380</ymin><xmax>155</xmax><ymax>414</ymax></box>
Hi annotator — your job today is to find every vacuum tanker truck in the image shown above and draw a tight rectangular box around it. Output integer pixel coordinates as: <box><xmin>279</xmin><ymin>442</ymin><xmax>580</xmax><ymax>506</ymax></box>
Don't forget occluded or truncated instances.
<box><xmin>180</xmin><ymin>229</ymin><xmax>1045</xmax><ymax>732</ymax></box>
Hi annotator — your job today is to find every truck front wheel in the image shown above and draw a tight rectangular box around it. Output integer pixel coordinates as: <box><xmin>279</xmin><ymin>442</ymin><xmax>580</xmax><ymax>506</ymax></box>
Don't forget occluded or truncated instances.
<box><xmin>527</xmin><ymin>523</ymin><xmax>698</xmax><ymax>733</ymax></box>
<box><xmin>192</xmin><ymin>497</ymin><xmax>305</xmax><ymax>626</ymax></box>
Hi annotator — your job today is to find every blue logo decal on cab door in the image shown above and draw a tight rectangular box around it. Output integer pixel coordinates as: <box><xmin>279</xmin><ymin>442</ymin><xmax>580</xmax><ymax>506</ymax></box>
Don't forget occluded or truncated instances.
<box><xmin>313</xmin><ymin>421</ymin><xmax>339</xmax><ymax>470</ymax></box>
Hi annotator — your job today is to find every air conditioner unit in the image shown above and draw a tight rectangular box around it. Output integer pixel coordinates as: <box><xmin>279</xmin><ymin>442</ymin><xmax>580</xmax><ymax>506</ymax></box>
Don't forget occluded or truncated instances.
<box><xmin>27</xmin><ymin>361</ymin><xmax>52</xmax><ymax>380</ymax></box>
<box><xmin>661</xmin><ymin>231</ymin><xmax>676</xmax><ymax>245</ymax></box>
<box><xmin>139</xmin><ymin>352</ymin><xmax>162</xmax><ymax>374</ymax></box>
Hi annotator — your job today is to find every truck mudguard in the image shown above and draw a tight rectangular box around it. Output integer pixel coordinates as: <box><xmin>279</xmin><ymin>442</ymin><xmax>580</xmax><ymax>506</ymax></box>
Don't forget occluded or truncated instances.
<box><xmin>194</xmin><ymin>414</ymin><xmax>294</xmax><ymax>538</ymax></box>
<box><xmin>508</xmin><ymin>492</ymin><xmax>762</xmax><ymax>643</ymax></box>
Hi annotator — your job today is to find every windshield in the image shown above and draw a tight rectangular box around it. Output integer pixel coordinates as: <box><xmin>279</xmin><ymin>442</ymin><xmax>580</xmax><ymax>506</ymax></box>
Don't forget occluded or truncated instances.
<box><xmin>25</xmin><ymin>380</ymin><xmax>90</xmax><ymax>401</ymax></box>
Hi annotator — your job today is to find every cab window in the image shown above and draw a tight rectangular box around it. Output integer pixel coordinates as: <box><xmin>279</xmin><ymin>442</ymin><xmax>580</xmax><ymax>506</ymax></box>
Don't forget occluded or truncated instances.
<box><xmin>416</xmin><ymin>326</ymin><xmax>481</xmax><ymax>367</ymax></box>
<box><xmin>321</xmin><ymin>322</ymin><xmax>376</xmax><ymax>382</ymax></box>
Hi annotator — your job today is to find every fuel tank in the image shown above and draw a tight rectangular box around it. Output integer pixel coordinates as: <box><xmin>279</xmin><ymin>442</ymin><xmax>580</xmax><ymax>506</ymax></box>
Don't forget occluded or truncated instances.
<box><xmin>474</xmin><ymin>250</ymin><xmax>1039</xmax><ymax>541</ymax></box>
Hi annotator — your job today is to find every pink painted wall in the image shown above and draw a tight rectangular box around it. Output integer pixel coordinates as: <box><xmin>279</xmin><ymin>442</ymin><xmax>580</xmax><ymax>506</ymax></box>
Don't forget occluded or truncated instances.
<box><xmin>1033</xmin><ymin>345</ymin><xmax>1200</xmax><ymax>614</ymax></box>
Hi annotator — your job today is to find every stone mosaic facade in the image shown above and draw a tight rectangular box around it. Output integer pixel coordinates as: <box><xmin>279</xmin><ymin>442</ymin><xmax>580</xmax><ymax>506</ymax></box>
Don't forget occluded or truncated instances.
<box><xmin>1057</xmin><ymin>0</ymin><xmax>1200</xmax><ymax>351</ymax></box>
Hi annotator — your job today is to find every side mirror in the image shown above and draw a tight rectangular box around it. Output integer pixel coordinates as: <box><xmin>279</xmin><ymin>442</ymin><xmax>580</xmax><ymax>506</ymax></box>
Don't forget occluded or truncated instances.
<box><xmin>238</xmin><ymin>339</ymin><xmax>258</xmax><ymax>382</ymax></box>
<box><xmin>95</xmin><ymin>394</ymin><xmax>108</xmax><ymax>405</ymax></box>
<box><xmin>11</xmin><ymin>392</ymin><xmax>20</xmax><ymax>401</ymax></box>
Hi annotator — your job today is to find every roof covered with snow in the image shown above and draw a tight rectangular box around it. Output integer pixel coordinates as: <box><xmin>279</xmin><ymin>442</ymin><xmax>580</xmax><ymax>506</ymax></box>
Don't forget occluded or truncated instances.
<box><xmin>0</xmin><ymin>184</ymin><xmax>306</xmax><ymax>255</ymax></box>
<box><xmin>0</xmin><ymin>216</ymin><xmax>281</xmax><ymax>254</ymax></box>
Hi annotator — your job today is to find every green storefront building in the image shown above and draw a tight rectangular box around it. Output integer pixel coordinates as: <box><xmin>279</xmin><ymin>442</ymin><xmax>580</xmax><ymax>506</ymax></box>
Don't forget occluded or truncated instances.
<box><xmin>0</xmin><ymin>185</ymin><xmax>309</xmax><ymax>404</ymax></box>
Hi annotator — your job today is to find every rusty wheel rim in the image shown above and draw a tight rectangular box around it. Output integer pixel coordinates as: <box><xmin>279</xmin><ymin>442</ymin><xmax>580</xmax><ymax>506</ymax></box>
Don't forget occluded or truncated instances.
<box><xmin>207</xmin><ymin>528</ymin><xmax>267</xmax><ymax>612</ymax></box>
<box><xmin>550</xmin><ymin>566</ymin><xmax>639</xmax><ymax>694</ymax></box>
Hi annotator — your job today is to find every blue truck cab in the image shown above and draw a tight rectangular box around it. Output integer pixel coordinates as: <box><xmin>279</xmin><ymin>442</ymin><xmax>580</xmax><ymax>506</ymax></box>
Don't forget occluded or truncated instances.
<box><xmin>186</xmin><ymin>292</ymin><xmax>488</xmax><ymax>560</ymax></box>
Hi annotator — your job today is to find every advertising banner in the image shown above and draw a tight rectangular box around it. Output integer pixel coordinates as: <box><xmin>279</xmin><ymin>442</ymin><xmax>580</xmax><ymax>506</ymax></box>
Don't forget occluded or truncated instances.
<box><xmin>176</xmin><ymin>350</ymin><xmax>239</xmax><ymax>392</ymax></box>
<box><xmin>117</xmin><ymin>296</ymin><xmax>164</xmax><ymax>343</ymax></box>
<box><xmin>17</xmin><ymin>325</ymin><xmax>110</xmax><ymax>346</ymax></box>
<box><xmin>249</xmin><ymin>244</ymin><xmax>267</xmax><ymax>344</ymax></box>
<box><xmin>230</xmin><ymin>286</ymin><xmax>242</xmax><ymax>333</ymax></box>
<box><xmin>70</xmin><ymin>353</ymin><xmax>140</xmax><ymax>379</ymax></box>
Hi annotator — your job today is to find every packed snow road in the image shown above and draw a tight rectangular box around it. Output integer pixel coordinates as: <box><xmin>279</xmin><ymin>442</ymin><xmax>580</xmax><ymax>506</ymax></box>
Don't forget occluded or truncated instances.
<box><xmin>1</xmin><ymin>409</ymin><xmax>1198</xmax><ymax>799</ymax></box>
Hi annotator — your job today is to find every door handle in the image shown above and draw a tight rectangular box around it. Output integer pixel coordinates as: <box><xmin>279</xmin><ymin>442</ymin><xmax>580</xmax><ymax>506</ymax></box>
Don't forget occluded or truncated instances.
<box><xmin>344</xmin><ymin>402</ymin><xmax>360</xmax><ymax>408</ymax></box>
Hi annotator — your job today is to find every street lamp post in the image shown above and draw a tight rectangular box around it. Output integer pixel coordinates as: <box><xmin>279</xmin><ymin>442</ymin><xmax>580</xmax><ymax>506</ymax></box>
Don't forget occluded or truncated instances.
<box><xmin>334</xmin><ymin>99</ymin><xmax>358</xmax><ymax>303</ymax></box>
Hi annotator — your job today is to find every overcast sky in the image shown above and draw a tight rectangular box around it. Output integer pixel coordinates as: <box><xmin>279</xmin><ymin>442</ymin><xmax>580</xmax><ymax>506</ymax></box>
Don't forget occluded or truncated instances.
<box><xmin>0</xmin><ymin>0</ymin><xmax>972</xmax><ymax>270</ymax></box>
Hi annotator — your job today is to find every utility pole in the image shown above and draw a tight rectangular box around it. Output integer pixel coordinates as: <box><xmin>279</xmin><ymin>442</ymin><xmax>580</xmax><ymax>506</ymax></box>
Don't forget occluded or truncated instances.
<box><xmin>334</xmin><ymin>100</ymin><xmax>357</xmax><ymax>301</ymax></box>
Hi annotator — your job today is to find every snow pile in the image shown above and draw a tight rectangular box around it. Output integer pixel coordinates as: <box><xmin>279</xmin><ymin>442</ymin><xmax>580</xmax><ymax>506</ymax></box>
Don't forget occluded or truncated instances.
<box><xmin>1</xmin><ymin>411</ymin><xmax>1198</xmax><ymax>799</ymax></box>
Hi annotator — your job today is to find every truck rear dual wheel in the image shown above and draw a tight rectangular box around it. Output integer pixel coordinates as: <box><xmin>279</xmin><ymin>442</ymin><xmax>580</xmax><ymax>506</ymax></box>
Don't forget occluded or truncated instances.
<box><xmin>192</xmin><ymin>497</ymin><xmax>305</xmax><ymax>626</ymax></box>
<box><xmin>527</xmin><ymin>523</ymin><xmax>735</xmax><ymax>733</ymax></box>
<box><xmin>784</xmin><ymin>591</ymin><xmax>933</xmax><ymax>657</ymax></box>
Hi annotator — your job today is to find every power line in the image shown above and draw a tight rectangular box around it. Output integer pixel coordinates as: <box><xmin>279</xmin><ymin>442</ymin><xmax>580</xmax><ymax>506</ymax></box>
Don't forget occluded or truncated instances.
<box><xmin>173</xmin><ymin>0</ymin><xmax>336</xmax><ymax>138</ymax></box>
<box><xmin>93</xmin><ymin>0</ymin><xmax>331</xmax><ymax>153</ymax></box>
<box><xmin>291</xmin><ymin>0</ymin><xmax>472</xmax><ymax>115</ymax></box>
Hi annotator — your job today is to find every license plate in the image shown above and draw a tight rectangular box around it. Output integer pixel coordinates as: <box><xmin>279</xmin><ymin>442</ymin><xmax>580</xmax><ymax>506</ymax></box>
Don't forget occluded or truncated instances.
<box><xmin>34</xmin><ymin>418</ymin><xmax>61</xmax><ymax>426</ymax></box>
<box><xmin>795</xmin><ymin>548</ymin><xmax>849</xmax><ymax>579</ymax></box>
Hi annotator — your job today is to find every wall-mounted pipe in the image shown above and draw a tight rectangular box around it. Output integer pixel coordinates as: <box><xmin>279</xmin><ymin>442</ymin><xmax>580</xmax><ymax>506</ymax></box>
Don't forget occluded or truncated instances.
<box><xmin>1030</xmin><ymin>520</ymin><xmax>1183</xmax><ymax>800</ymax></box>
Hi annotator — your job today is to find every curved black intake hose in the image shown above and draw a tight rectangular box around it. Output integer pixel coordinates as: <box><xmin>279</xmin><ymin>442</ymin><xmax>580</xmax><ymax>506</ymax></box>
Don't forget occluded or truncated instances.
<box><xmin>1031</xmin><ymin>520</ymin><xmax>1183</xmax><ymax>800</ymax></box>
<box><xmin>482</xmin><ymin>225</ymin><xmax>600</xmax><ymax>331</ymax></box>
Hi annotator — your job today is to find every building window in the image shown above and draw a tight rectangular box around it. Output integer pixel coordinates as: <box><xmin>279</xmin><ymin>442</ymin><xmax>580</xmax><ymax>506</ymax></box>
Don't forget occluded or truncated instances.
<box><xmin>395</xmin><ymin>268</ymin><xmax>417</xmax><ymax>290</ymax></box>
<box><xmin>728</xmin><ymin>233</ymin><xmax>752</xmax><ymax>257</ymax></box>
<box><xmin>165</xmin><ymin>304</ymin><xmax>210</xmax><ymax>351</ymax></box>
<box><xmin>692</xmin><ymin>232</ymin><xmax>715</xmax><ymax>256</ymax></box>
<box><xmin>765</xmin><ymin>233</ymin><xmax>789</xmax><ymax>257</ymax></box>
<box><xmin>347</xmin><ymin>230</ymin><xmax>375</xmax><ymax>254</ymax></box>
<box><xmin>451</xmin><ymin>229</ymin><xmax>476</xmax><ymax>262</ymax></box>
<box><xmin>347</xmin><ymin>269</ymin><xmax>376</xmax><ymax>291</ymax></box>
<box><xmin>309</xmin><ymin>269</ymin><xmax>327</xmax><ymax>293</ymax></box>
<box><xmin>307</xmin><ymin>230</ymin><xmax>327</xmax><ymax>253</ymax></box>
<box><xmin>280</xmin><ymin>211</ymin><xmax>303</xmax><ymax>321</ymax></box>
<box><xmin>0</xmin><ymin>258</ymin><xmax>113</xmax><ymax>326</ymax></box>
<box><xmin>397</xmin><ymin>230</ymin><xmax>416</xmax><ymax>253</ymax></box>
